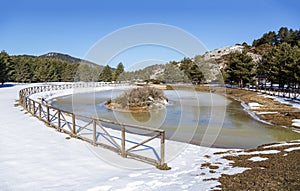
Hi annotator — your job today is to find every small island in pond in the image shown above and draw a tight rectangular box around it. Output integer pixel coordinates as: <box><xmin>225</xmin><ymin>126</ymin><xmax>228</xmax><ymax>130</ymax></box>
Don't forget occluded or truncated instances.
<box><xmin>105</xmin><ymin>87</ymin><xmax>168</xmax><ymax>112</ymax></box>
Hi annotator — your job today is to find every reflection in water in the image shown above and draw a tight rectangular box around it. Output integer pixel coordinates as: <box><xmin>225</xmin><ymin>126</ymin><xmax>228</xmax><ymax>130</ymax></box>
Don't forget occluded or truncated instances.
<box><xmin>131</xmin><ymin>112</ymin><xmax>151</xmax><ymax>123</ymax></box>
<box><xmin>51</xmin><ymin>89</ymin><xmax>300</xmax><ymax>149</ymax></box>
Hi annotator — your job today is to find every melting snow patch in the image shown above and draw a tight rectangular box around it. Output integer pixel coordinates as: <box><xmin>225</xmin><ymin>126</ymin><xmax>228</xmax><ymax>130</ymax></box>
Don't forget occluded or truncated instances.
<box><xmin>292</xmin><ymin>123</ymin><xmax>300</xmax><ymax>127</ymax></box>
<box><xmin>256</xmin><ymin>112</ymin><xmax>278</xmax><ymax>115</ymax></box>
<box><xmin>248</xmin><ymin>156</ymin><xmax>268</xmax><ymax>162</ymax></box>
<box><xmin>237</xmin><ymin>150</ymin><xmax>280</xmax><ymax>155</ymax></box>
<box><xmin>248</xmin><ymin>102</ymin><xmax>263</xmax><ymax>109</ymax></box>
<box><xmin>263</xmin><ymin>142</ymin><xmax>300</xmax><ymax>149</ymax></box>
<box><xmin>292</xmin><ymin>119</ymin><xmax>300</xmax><ymax>127</ymax></box>
<box><xmin>284</xmin><ymin>147</ymin><xmax>300</xmax><ymax>152</ymax></box>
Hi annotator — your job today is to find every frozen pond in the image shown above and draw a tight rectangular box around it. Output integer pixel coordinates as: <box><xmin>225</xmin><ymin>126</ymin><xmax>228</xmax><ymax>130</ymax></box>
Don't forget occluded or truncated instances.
<box><xmin>51</xmin><ymin>89</ymin><xmax>300</xmax><ymax>149</ymax></box>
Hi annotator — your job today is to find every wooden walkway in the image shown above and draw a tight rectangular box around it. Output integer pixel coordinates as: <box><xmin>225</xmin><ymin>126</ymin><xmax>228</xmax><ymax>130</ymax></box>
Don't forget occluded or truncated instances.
<box><xmin>19</xmin><ymin>83</ymin><xmax>169</xmax><ymax>170</ymax></box>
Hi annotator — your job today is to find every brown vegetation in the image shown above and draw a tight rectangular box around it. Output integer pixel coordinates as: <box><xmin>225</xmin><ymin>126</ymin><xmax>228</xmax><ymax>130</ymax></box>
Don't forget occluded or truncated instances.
<box><xmin>216</xmin><ymin>141</ymin><xmax>300</xmax><ymax>191</ymax></box>
<box><xmin>106</xmin><ymin>87</ymin><xmax>167</xmax><ymax>112</ymax></box>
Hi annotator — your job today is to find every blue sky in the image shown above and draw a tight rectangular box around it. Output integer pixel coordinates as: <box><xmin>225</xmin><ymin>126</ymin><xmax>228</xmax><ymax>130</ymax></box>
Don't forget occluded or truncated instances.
<box><xmin>1</xmin><ymin>0</ymin><xmax>300</xmax><ymax>68</ymax></box>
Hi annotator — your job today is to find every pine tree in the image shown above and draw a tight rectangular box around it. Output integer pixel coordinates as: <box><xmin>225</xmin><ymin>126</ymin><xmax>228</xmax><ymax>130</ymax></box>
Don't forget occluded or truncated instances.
<box><xmin>0</xmin><ymin>51</ymin><xmax>13</xmax><ymax>84</ymax></box>
<box><xmin>61</xmin><ymin>63</ymin><xmax>78</xmax><ymax>82</ymax></box>
<box><xmin>191</xmin><ymin>64</ymin><xmax>204</xmax><ymax>84</ymax></box>
<box><xmin>113</xmin><ymin>62</ymin><xmax>124</xmax><ymax>81</ymax></box>
<box><xmin>224</xmin><ymin>51</ymin><xmax>255</xmax><ymax>88</ymax></box>
<box><xmin>14</xmin><ymin>62</ymin><xmax>32</xmax><ymax>83</ymax></box>
<box><xmin>258</xmin><ymin>43</ymin><xmax>300</xmax><ymax>89</ymax></box>
<box><xmin>99</xmin><ymin>65</ymin><xmax>113</xmax><ymax>82</ymax></box>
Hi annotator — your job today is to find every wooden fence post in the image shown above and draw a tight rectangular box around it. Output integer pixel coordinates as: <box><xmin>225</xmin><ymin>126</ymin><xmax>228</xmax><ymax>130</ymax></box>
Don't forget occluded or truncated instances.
<box><xmin>24</xmin><ymin>97</ymin><xmax>27</xmax><ymax>109</ymax></box>
<box><xmin>27</xmin><ymin>99</ymin><xmax>30</xmax><ymax>112</ymax></box>
<box><xmin>38</xmin><ymin>103</ymin><xmax>41</xmax><ymax>119</ymax></box>
<box><xmin>46</xmin><ymin>105</ymin><xmax>50</xmax><ymax>122</ymax></box>
<box><xmin>121</xmin><ymin>126</ymin><xmax>126</xmax><ymax>157</ymax></box>
<box><xmin>32</xmin><ymin>101</ymin><xmax>36</xmax><ymax>115</ymax></box>
<box><xmin>57</xmin><ymin>110</ymin><xmax>61</xmax><ymax>131</ymax></box>
<box><xmin>93</xmin><ymin>120</ymin><xmax>96</xmax><ymax>145</ymax></box>
<box><xmin>160</xmin><ymin>132</ymin><xmax>165</xmax><ymax>166</ymax></box>
<box><xmin>72</xmin><ymin>114</ymin><xmax>76</xmax><ymax>136</ymax></box>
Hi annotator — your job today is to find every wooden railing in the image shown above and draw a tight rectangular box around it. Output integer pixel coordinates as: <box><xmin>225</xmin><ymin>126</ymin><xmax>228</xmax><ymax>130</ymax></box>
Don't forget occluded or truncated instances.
<box><xmin>250</xmin><ymin>86</ymin><xmax>300</xmax><ymax>100</ymax></box>
<box><xmin>19</xmin><ymin>83</ymin><xmax>169</xmax><ymax>170</ymax></box>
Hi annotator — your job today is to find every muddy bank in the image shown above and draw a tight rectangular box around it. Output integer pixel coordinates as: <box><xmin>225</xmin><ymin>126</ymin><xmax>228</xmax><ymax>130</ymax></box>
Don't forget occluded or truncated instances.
<box><xmin>210</xmin><ymin>87</ymin><xmax>300</xmax><ymax>190</ymax></box>
<box><xmin>225</xmin><ymin>88</ymin><xmax>300</xmax><ymax>128</ymax></box>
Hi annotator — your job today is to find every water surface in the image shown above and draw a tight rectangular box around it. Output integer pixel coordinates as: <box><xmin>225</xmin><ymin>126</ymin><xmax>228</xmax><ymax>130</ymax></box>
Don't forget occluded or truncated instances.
<box><xmin>51</xmin><ymin>89</ymin><xmax>300</xmax><ymax>149</ymax></box>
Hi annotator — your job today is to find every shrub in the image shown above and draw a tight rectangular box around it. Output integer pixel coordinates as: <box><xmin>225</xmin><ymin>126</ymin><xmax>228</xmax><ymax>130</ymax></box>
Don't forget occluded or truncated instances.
<box><xmin>107</xmin><ymin>86</ymin><xmax>167</xmax><ymax>109</ymax></box>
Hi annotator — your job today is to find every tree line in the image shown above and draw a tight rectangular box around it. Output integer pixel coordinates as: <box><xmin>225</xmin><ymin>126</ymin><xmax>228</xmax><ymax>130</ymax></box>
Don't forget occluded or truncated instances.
<box><xmin>224</xmin><ymin>27</ymin><xmax>300</xmax><ymax>89</ymax></box>
<box><xmin>1</xmin><ymin>27</ymin><xmax>299</xmax><ymax>88</ymax></box>
<box><xmin>118</xmin><ymin>58</ymin><xmax>206</xmax><ymax>84</ymax></box>
<box><xmin>0</xmin><ymin>51</ymin><xmax>125</xmax><ymax>84</ymax></box>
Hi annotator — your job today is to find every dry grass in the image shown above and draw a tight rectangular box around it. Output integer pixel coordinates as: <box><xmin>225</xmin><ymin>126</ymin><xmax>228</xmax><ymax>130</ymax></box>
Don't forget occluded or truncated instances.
<box><xmin>216</xmin><ymin>143</ymin><xmax>300</xmax><ymax>191</ymax></box>
<box><xmin>225</xmin><ymin>88</ymin><xmax>300</xmax><ymax>128</ymax></box>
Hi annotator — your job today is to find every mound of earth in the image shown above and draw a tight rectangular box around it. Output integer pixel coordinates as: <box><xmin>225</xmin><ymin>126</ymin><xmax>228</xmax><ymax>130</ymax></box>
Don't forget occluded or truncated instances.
<box><xmin>105</xmin><ymin>86</ymin><xmax>168</xmax><ymax>112</ymax></box>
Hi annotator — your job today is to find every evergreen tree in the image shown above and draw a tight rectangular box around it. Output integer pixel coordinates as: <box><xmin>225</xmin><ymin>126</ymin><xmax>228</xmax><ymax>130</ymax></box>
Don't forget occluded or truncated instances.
<box><xmin>177</xmin><ymin>58</ymin><xmax>205</xmax><ymax>84</ymax></box>
<box><xmin>253</xmin><ymin>27</ymin><xmax>300</xmax><ymax>47</ymax></box>
<box><xmin>161</xmin><ymin>63</ymin><xmax>186</xmax><ymax>83</ymax></box>
<box><xmin>13</xmin><ymin>62</ymin><xmax>32</xmax><ymax>83</ymax></box>
<box><xmin>186</xmin><ymin>64</ymin><xmax>204</xmax><ymax>84</ymax></box>
<box><xmin>224</xmin><ymin>51</ymin><xmax>255</xmax><ymax>88</ymax></box>
<box><xmin>61</xmin><ymin>63</ymin><xmax>79</xmax><ymax>82</ymax></box>
<box><xmin>0</xmin><ymin>51</ymin><xmax>13</xmax><ymax>84</ymax></box>
<box><xmin>113</xmin><ymin>62</ymin><xmax>124</xmax><ymax>81</ymax></box>
<box><xmin>99</xmin><ymin>65</ymin><xmax>113</xmax><ymax>82</ymax></box>
<box><xmin>258</xmin><ymin>43</ymin><xmax>300</xmax><ymax>89</ymax></box>
<box><xmin>75</xmin><ymin>64</ymin><xmax>93</xmax><ymax>82</ymax></box>
<box><xmin>277</xmin><ymin>27</ymin><xmax>289</xmax><ymax>44</ymax></box>
<box><xmin>253</xmin><ymin>31</ymin><xmax>277</xmax><ymax>46</ymax></box>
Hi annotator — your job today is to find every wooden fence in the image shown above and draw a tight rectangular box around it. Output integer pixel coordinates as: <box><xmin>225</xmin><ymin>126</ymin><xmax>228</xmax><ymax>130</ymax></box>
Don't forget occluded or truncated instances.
<box><xmin>19</xmin><ymin>83</ymin><xmax>169</xmax><ymax>170</ymax></box>
<box><xmin>251</xmin><ymin>86</ymin><xmax>300</xmax><ymax>100</ymax></box>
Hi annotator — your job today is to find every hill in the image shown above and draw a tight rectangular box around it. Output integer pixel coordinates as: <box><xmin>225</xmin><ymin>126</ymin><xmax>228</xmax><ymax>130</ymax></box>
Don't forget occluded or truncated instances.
<box><xmin>121</xmin><ymin>44</ymin><xmax>262</xmax><ymax>83</ymax></box>
<box><xmin>40</xmin><ymin>52</ymin><xmax>99</xmax><ymax>66</ymax></box>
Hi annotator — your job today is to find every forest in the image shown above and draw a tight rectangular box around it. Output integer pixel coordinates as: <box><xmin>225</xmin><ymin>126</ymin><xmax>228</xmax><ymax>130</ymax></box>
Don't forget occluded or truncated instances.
<box><xmin>0</xmin><ymin>53</ymin><xmax>125</xmax><ymax>84</ymax></box>
<box><xmin>224</xmin><ymin>27</ymin><xmax>300</xmax><ymax>88</ymax></box>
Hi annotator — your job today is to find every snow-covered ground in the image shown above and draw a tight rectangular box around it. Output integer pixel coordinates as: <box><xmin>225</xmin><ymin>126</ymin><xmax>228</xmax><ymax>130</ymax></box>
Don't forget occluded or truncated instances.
<box><xmin>260</xmin><ymin>94</ymin><xmax>300</xmax><ymax>129</ymax></box>
<box><xmin>0</xmin><ymin>83</ymin><xmax>264</xmax><ymax>191</ymax></box>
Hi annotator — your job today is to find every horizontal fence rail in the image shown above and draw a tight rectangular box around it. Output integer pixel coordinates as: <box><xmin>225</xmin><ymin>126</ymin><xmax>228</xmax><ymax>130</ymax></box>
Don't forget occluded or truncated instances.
<box><xmin>19</xmin><ymin>82</ymin><xmax>169</xmax><ymax>170</ymax></box>
<box><xmin>249</xmin><ymin>86</ymin><xmax>300</xmax><ymax>100</ymax></box>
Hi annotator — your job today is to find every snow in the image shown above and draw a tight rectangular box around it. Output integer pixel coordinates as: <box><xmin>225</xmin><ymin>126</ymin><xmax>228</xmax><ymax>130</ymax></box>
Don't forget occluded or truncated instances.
<box><xmin>262</xmin><ymin>94</ymin><xmax>300</xmax><ymax>109</ymax></box>
<box><xmin>230</xmin><ymin>150</ymin><xmax>281</xmax><ymax>156</ymax></box>
<box><xmin>1</xmin><ymin>83</ymin><xmax>250</xmax><ymax>191</ymax></box>
<box><xmin>248</xmin><ymin>156</ymin><xmax>268</xmax><ymax>162</ymax></box>
<box><xmin>240</xmin><ymin>101</ymin><xmax>273</xmax><ymax>126</ymax></box>
<box><xmin>263</xmin><ymin>142</ymin><xmax>300</xmax><ymax>149</ymax></box>
<box><xmin>284</xmin><ymin>147</ymin><xmax>300</xmax><ymax>152</ymax></box>
<box><xmin>256</xmin><ymin>112</ymin><xmax>278</xmax><ymax>115</ymax></box>
<box><xmin>248</xmin><ymin>102</ymin><xmax>263</xmax><ymax>110</ymax></box>
<box><xmin>291</xmin><ymin>119</ymin><xmax>300</xmax><ymax>127</ymax></box>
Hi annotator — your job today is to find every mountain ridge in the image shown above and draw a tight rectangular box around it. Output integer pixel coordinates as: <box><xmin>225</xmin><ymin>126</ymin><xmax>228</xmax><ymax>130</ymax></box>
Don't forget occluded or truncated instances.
<box><xmin>40</xmin><ymin>52</ymin><xmax>100</xmax><ymax>67</ymax></box>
